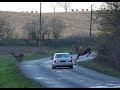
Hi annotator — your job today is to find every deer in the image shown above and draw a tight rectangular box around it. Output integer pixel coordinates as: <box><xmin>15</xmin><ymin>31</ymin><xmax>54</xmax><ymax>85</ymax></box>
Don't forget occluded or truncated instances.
<box><xmin>10</xmin><ymin>48</ymin><xmax>24</xmax><ymax>64</ymax></box>
<box><xmin>74</xmin><ymin>45</ymin><xmax>91</xmax><ymax>63</ymax></box>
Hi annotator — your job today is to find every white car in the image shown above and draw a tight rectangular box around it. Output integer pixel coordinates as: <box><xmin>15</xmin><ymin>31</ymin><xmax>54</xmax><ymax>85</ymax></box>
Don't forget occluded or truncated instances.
<box><xmin>51</xmin><ymin>53</ymin><xmax>73</xmax><ymax>69</ymax></box>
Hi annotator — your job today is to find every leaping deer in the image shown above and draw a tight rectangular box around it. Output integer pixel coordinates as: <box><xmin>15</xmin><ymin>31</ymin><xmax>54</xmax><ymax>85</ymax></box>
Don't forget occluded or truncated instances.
<box><xmin>10</xmin><ymin>48</ymin><xmax>24</xmax><ymax>63</ymax></box>
<box><xmin>74</xmin><ymin>45</ymin><xmax>91</xmax><ymax>63</ymax></box>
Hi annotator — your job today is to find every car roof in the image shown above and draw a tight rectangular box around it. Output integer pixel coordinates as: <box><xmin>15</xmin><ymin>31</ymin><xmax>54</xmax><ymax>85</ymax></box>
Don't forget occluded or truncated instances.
<box><xmin>54</xmin><ymin>53</ymin><xmax>70</xmax><ymax>55</ymax></box>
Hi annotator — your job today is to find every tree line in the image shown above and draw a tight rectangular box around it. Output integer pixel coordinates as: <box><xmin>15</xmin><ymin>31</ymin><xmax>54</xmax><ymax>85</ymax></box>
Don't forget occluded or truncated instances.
<box><xmin>94</xmin><ymin>2</ymin><xmax>120</xmax><ymax>70</ymax></box>
<box><xmin>0</xmin><ymin>13</ymin><xmax>66</xmax><ymax>41</ymax></box>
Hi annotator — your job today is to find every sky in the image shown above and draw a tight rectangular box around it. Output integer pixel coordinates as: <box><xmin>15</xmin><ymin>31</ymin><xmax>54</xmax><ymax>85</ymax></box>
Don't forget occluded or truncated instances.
<box><xmin>0</xmin><ymin>2</ymin><xmax>104</xmax><ymax>13</ymax></box>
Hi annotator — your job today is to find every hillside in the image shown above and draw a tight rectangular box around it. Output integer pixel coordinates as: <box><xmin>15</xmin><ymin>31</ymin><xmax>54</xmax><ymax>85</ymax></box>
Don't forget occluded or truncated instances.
<box><xmin>0</xmin><ymin>11</ymin><xmax>98</xmax><ymax>39</ymax></box>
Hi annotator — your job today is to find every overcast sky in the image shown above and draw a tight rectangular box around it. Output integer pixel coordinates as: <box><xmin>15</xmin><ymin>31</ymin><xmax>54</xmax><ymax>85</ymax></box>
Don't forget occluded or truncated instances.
<box><xmin>0</xmin><ymin>2</ymin><xmax>104</xmax><ymax>13</ymax></box>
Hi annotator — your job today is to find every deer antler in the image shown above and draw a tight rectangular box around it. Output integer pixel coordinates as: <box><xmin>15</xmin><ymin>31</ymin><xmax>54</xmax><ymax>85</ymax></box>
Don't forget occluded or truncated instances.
<box><xmin>9</xmin><ymin>48</ymin><xmax>18</xmax><ymax>58</ymax></box>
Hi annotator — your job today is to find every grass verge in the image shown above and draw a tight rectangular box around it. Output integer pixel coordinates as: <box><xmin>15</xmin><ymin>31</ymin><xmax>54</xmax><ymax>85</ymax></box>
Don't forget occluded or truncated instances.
<box><xmin>0</xmin><ymin>53</ymin><xmax>49</xmax><ymax>88</ymax></box>
<box><xmin>78</xmin><ymin>60</ymin><xmax>120</xmax><ymax>78</ymax></box>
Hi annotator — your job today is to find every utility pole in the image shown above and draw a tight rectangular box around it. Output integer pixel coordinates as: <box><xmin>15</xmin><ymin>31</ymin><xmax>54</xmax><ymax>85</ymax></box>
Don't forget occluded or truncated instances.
<box><xmin>39</xmin><ymin>2</ymin><xmax>42</xmax><ymax>48</ymax></box>
<box><xmin>90</xmin><ymin>4</ymin><xmax>93</xmax><ymax>38</ymax></box>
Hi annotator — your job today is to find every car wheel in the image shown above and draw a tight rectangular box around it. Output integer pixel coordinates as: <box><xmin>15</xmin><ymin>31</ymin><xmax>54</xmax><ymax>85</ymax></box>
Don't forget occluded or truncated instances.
<box><xmin>52</xmin><ymin>66</ymin><xmax>56</xmax><ymax>69</ymax></box>
<box><xmin>69</xmin><ymin>65</ymin><xmax>73</xmax><ymax>68</ymax></box>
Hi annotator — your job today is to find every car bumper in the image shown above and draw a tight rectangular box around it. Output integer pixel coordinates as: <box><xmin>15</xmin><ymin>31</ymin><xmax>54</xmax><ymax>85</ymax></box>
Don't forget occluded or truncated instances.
<box><xmin>52</xmin><ymin>63</ymin><xmax>73</xmax><ymax>67</ymax></box>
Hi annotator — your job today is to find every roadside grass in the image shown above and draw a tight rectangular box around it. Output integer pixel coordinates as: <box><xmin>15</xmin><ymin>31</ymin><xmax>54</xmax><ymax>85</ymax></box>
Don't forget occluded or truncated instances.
<box><xmin>24</xmin><ymin>53</ymin><xmax>51</xmax><ymax>60</ymax></box>
<box><xmin>0</xmin><ymin>48</ymin><xmax>74</xmax><ymax>88</ymax></box>
<box><xmin>0</xmin><ymin>52</ymin><xmax>53</xmax><ymax>88</ymax></box>
<box><xmin>78</xmin><ymin>60</ymin><xmax>120</xmax><ymax>78</ymax></box>
<box><xmin>0</xmin><ymin>54</ymin><xmax>41</xmax><ymax>88</ymax></box>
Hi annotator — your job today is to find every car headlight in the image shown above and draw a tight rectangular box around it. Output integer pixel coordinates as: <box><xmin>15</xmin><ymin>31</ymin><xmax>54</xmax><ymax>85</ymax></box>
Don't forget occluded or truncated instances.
<box><xmin>54</xmin><ymin>60</ymin><xmax>58</xmax><ymax>63</ymax></box>
<box><xmin>68</xmin><ymin>60</ymin><xmax>72</xmax><ymax>62</ymax></box>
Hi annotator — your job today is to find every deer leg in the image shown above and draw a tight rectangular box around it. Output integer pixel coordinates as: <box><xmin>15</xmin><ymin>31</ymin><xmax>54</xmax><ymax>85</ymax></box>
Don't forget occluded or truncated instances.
<box><xmin>75</xmin><ymin>54</ymin><xmax>80</xmax><ymax>62</ymax></box>
<box><xmin>17</xmin><ymin>58</ymin><xmax>22</xmax><ymax>63</ymax></box>
<box><xmin>76</xmin><ymin>54</ymin><xmax>80</xmax><ymax>60</ymax></box>
<box><xmin>87</xmin><ymin>52</ymin><xmax>91</xmax><ymax>57</ymax></box>
<box><xmin>18</xmin><ymin>58</ymin><xmax>22</xmax><ymax>63</ymax></box>
<box><xmin>16</xmin><ymin>58</ymin><xmax>20</xmax><ymax>64</ymax></box>
<box><xmin>20</xmin><ymin>58</ymin><xmax>22</xmax><ymax>63</ymax></box>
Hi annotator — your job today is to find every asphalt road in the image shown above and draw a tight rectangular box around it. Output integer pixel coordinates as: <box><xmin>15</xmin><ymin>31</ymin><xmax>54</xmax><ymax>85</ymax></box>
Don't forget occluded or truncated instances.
<box><xmin>18</xmin><ymin>52</ymin><xmax>120</xmax><ymax>88</ymax></box>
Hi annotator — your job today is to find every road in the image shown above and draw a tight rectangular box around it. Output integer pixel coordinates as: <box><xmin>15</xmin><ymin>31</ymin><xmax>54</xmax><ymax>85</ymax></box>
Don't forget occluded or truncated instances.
<box><xmin>18</xmin><ymin>52</ymin><xmax>120</xmax><ymax>88</ymax></box>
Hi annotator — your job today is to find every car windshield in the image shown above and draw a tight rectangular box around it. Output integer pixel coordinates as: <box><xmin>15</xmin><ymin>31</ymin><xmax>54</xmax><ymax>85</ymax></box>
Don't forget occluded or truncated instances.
<box><xmin>55</xmin><ymin>54</ymin><xmax>70</xmax><ymax>58</ymax></box>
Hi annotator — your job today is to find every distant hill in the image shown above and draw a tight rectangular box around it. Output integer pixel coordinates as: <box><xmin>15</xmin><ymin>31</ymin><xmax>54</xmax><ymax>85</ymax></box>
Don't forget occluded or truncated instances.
<box><xmin>0</xmin><ymin>11</ymin><xmax>98</xmax><ymax>39</ymax></box>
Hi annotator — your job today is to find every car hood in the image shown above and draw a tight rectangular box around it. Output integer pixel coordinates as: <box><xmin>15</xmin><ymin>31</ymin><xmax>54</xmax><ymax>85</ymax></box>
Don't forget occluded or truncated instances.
<box><xmin>53</xmin><ymin>58</ymin><xmax>71</xmax><ymax>61</ymax></box>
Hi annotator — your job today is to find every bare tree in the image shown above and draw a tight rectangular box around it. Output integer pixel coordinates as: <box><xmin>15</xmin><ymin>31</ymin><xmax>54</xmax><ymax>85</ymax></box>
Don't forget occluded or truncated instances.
<box><xmin>49</xmin><ymin>17</ymin><xmax>65</xmax><ymax>39</ymax></box>
<box><xmin>95</xmin><ymin>2</ymin><xmax>120</xmax><ymax>70</ymax></box>
<box><xmin>40</xmin><ymin>18</ymin><xmax>50</xmax><ymax>39</ymax></box>
<box><xmin>51</xmin><ymin>2</ymin><xmax>58</xmax><ymax>13</ymax></box>
<box><xmin>57</xmin><ymin>2</ymin><xmax>71</xmax><ymax>13</ymax></box>
<box><xmin>0</xmin><ymin>16</ymin><xmax>8</xmax><ymax>38</ymax></box>
<box><xmin>24</xmin><ymin>17</ymin><xmax>49</xmax><ymax>40</ymax></box>
<box><xmin>24</xmin><ymin>19</ymin><xmax>38</xmax><ymax>39</ymax></box>
<box><xmin>0</xmin><ymin>12</ymin><xmax>14</xmax><ymax>39</ymax></box>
